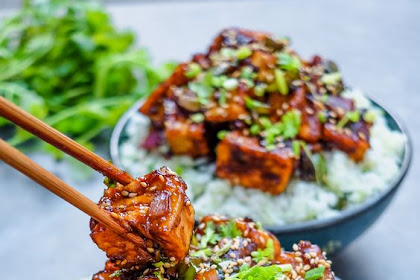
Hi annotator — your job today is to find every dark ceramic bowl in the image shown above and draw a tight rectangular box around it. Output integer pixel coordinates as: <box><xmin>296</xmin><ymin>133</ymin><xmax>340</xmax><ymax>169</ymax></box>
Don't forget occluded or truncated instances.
<box><xmin>110</xmin><ymin>98</ymin><xmax>412</xmax><ymax>255</ymax></box>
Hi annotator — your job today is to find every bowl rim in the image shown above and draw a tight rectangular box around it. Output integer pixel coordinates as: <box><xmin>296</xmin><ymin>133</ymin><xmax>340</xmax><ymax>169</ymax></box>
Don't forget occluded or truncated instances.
<box><xmin>110</xmin><ymin>96</ymin><xmax>412</xmax><ymax>234</ymax></box>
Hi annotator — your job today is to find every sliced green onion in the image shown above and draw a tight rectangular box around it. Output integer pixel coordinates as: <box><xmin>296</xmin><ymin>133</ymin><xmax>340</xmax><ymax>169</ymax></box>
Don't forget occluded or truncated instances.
<box><xmin>292</xmin><ymin>140</ymin><xmax>301</xmax><ymax>158</ymax></box>
<box><xmin>220</xmin><ymin>47</ymin><xmax>237</xmax><ymax>58</ymax></box>
<box><xmin>363</xmin><ymin>110</ymin><xmax>377</xmax><ymax>123</ymax></box>
<box><xmin>236</xmin><ymin>46</ymin><xmax>253</xmax><ymax>60</ymax></box>
<box><xmin>211</xmin><ymin>75</ymin><xmax>228</xmax><ymax>87</ymax></box>
<box><xmin>185</xmin><ymin>62</ymin><xmax>202</xmax><ymax>78</ymax></box>
<box><xmin>317</xmin><ymin>111</ymin><xmax>326</xmax><ymax>123</ymax></box>
<box><xmin>245</xmin><ymin>97</ymin><xmax>270</xmax><ymax>111</ymax></box>
<box><xmin>241</xmin><ymin>66</ymin><xmax>255</xmax><ymax>79</ymax></box>
<box><xmin>190</xmin><ymin>113</ymin><xmax>205</xmax><ymax>123</ymax></box>
<box><xmin>347</xmin><ymin>110</ymin><xmax>360</xmax><ymax>122</ymax></box>
<box><xmin>321</xmin><ymin>72</ymin><xmax>341</xmax><ymax>85</ymax></box>
<box><xmin>254</xmin><ymin>83</ymin><xmax>267</xmax><ymax>97</ymax></box>
<box><xmin>249</xmin><ymin>124</ymin><xmax>261</xmax><ymax>135</ymax></box>
<box><xmin>305</xmin><ymin>266</ymin><xmax>325</xmax><ymax>280</ymax></box>
<box><xmin>219</xmin><ymin>89</ymin><xmax>227</xmax><ymax>106</ymax></box>
<box><xmin>274</xmin><ymin>69</ymin><xmax>289</xmax><ymax>95</ymax></box>
<box><xmin>259</xmin><ymin>117</ymin><xmax>272</xmax><ymax>128</ymax></box>
<box><xmin>223</xmin><ymin>78</ymin><xmax>239</xmax><ymax>90</ymax></box>
<box><xmin>217</xmin><ymin>130</ymin><xmax>228</xmax><ymax>140</ymax></box>
<box><xmin>278</xmin><ymin>264</ymin><xmax>292</xmax><ymax>272</ymax></box>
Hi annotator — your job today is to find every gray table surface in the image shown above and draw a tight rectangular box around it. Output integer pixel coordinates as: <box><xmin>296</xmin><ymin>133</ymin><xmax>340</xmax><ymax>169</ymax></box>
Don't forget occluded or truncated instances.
<box><xmin>1</xmin><ymin>1</ymin><xmax>419</xmax><ymax>279</ymax></box>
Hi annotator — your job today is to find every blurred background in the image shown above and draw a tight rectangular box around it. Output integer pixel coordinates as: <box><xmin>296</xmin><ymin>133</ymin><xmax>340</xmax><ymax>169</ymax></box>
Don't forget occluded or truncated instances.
<box><xmin>0</xmin><ymin>0</ymin><xmax>418</xmax><ymax>279</ymax></box>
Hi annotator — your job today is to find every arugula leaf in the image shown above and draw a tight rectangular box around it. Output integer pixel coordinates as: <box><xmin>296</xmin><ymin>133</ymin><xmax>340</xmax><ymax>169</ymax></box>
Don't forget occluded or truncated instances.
<box><xmin>0</xmin><ymin>0</ymin><xmax>175</xmax><ymax>156</ymax></box>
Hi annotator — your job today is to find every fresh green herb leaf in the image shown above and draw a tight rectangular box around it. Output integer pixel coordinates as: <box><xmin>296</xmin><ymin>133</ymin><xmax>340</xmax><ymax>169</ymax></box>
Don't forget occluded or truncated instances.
<box><xmin>185</xmin><ymin>62</ymin><xmax>202</xmax><ymax>78</ymax></box>
<box><xmin>274</xmin><ymin>69</ymin><xmax>289</xmax><ymax>95</ymax></box>
<box><xmin>305</xmin><ymin>266</ymin><xmax>325</xmax><ymax>280</ymax></box>
<box><xmin>153</xmin><ymin>261</ymin><xmax>164</xmax><ymax>268</ymax></box>
<box><xmin>251</xmin><ymin>239</ymin><xmax>275</xmax><ymax>262</ymax></box>
<box><xmin>0</xmin><ymin>0</ymin><xmax>175</xmax><ymax>155</ymax></box>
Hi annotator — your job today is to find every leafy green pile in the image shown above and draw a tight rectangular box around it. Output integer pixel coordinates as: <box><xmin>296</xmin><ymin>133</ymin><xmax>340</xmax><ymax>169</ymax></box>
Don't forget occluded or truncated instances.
<box><xmin>0</xmin><ymin>0</ymin><xmax>175</xmax><ymax>154</ymax></box>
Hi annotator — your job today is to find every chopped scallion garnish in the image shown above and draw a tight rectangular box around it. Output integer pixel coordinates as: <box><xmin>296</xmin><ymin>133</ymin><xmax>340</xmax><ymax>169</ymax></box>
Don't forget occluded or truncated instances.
<box><xmin>190</xmin><ymin>113</ymin><xmax>205</xmax><ymax>123</ymax></box>
<box><xmin>217</xmin><ymin>130</ymin><xmax>228</xmax><ymax>140</ymax></box>
<box><xmin>223</xmin><ymin>78</ymin><xmax>239</xmax><ymax>90</ymax></box>
<box><xmin>236</xmin><ymin>46</ymin><xmax>253</xmax><ymax>60</ymax></box>
<box><xmin>185</xmin><ymin>62</ymin><xmax>202</xmax><ymax>78</ymax></box>
<box><xmin>320</xmin><ymin>72</ymin><xmax>341</xmax><ymax>85</ymax></box>
<box><xmin>274</xmin><ymin>69</ymin><xmax>289</xmax><ymax>95</ymax></box>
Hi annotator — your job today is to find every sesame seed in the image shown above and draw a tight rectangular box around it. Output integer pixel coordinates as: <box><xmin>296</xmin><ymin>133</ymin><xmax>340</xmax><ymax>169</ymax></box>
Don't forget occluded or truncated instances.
<box><xmin>140</xmin><ymin>182</ymin><xmax>147</xmax><ymax>187</ymax></box>
<box><xmin>159</xmin><ymin>175</ymin><xmax>165</xmax><ymax>182</ymax></box>
<box><xmin>310</xmin><ymin>252</ymin><xmax>317</xmax><ymax>258</ymax></box>
<box><xmin>185</xmin><ymin>200</ymin><xmax>191</xmax><ymax>206</ymax></box>
<box><xmin>170</xmin><ymin>257</ymin><xmax>176</xmax><ymax>262</ymax></box>
<box><xmin>243</xmin><ymin>230</ymin><xmax>249</xmax><ymax>237</ymax></box>
<box><xmin>305</xmin><ymin>107</ymin><xmax>314</xmax><ymax>115</ymax></box>
<box><xmin>358</xmin><ymin>131</ymin><xmax>366</xmax><ymax>140</ymax></box>
<box><xmin>303</xmin><ymin>264</ymin><xmax>311</xmax><ymax>271</ymax></box>
<box><xmin>147</xmin><ymin>247</ymin><xmax>154</xmax><ymax>253</ymax></box>
<box><xmin>128</xmin><ymin>192</ymin><xmax>137</xmax><ymax>198</ymax></box>
<box><xmin>259</xmin><ymin>236</ymin><xmax>265</xmax><ymax>244</ymax></box>
<box><xmin>295</xmin><ymin>257</ymin><xmax>303</xmax><ymax>263</ymax></box>
<box><xmin>211</xmin><ymin>264</ymin><xmax>217</xmax><ymax>269</ymax></box>
<box><xmin>229</xmin><ymin>253</ymin><xmax>236</xmax><ymax>258</ymax></box>
<box><xmin>292</xmin><ymin>243</ymin><xmax>299</xmax><ymax>251</ymax></box>
<box><xmin>164</xmin><ymin>262</ymin><xmax>171</xmax><ymax>268</ymax></box>
<box><xmin>149</xmin><ymin>186</ymin><xmax>157</xmax><ymax>192</ymax></box>
<box><xmin>121</xmin><ymin>190</ymin><xmax>129</xmax><ymax>196</ymax></box>
<box><xmin>120</xmin><ymin>259</ymin><xmax>127</xmax><ymax>266</ymax></box>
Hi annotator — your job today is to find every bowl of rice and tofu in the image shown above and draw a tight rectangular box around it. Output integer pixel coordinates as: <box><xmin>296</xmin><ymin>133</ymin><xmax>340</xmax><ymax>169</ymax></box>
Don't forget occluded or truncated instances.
<box><xmin>110</xmin><ymin>28</ymin><xmax>411</xmax><ymax>254</ymax></box>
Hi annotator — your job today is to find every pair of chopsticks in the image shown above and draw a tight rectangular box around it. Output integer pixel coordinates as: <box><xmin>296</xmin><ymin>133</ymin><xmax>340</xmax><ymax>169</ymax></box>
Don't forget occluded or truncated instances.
<box><xmin>0</xmin><ymin>96</ymin><xmax>144</xmax><ymax>245</ymax></box>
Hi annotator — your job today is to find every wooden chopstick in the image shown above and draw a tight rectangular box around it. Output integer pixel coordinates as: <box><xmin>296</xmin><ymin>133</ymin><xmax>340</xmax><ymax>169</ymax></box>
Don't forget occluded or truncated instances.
<box><xmin>0</xmin><ymin>138</ymin><xmax>144</xmax><ymax>246</ymax></box>
<box><xmin>0</xmin><ymin>96</ymin><xmax>133</xmax><ymax>185</ymax></box>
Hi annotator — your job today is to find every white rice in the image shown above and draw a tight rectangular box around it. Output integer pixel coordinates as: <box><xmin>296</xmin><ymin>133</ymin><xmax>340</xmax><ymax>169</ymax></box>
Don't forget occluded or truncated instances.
<box><xmin>119</xmin><ymin>89</ymin><xmax>406</xmax><ymax>226</ymax></box>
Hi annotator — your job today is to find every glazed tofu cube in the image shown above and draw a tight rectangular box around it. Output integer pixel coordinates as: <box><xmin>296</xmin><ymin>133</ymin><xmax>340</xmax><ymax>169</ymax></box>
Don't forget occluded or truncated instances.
<box><xmin>216</xmin><ymin>131</ymin><xmax>294</xmax><ymax>194</ymax></box>
<box><xmin>323</xmin><ymin>123</ymin><xmax>369</xmax><ymax>161</ymax></box>
<box><xmin>90</xmin><ymin>167</ymin><xmax>195</xmax><ymax>268</ymax></box>
<box><xmin>165</xmin><ymin>119</ymin><xmax>209</xmax><ymax>157</ymax></box>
